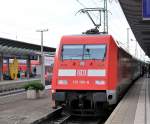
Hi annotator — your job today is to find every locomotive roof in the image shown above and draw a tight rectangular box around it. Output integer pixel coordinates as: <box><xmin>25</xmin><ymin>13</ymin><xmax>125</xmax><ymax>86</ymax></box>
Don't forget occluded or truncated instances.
<box><xmin>62</xmin><ymin>34</ymin><xmax>111</xmax><ymax>37</ymax></box>
<box><xmin>61</xmin><ymin>34</ymin><xmax>143</xmax><ymax>62</ymax></box>
<box><xmin>61</xmin><ymin>34</ymin><xmax>114</xmax><ymax>42</ymax></box>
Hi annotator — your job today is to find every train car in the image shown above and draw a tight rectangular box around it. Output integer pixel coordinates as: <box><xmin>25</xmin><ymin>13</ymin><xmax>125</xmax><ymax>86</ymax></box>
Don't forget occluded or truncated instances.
<box><xmin>3</xmin><ymin>60</ymin><xmax>40</xmax><ymax>73</ymax></box>
<box><xmin>3</xmin><ymin>60</ymin><xmax>40</xmax><ymax>80</ymax></box>
<box><xmin>51</xmin><ymin>34</ymin><xmax>142</xmax><ymax>116</ymax></box>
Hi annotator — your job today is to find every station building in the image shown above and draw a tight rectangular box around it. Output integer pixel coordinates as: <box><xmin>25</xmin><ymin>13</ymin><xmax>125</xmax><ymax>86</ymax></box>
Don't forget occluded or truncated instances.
<box><xmin>0</xmin><ymin>37</ymin><xmax>55</xmax><ymax>81</ymax></box>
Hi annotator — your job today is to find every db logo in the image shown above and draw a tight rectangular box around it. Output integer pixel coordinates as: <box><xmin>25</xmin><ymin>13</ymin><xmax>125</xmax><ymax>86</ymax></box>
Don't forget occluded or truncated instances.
<box><xmin>76</xmin><ymin>70</ymin><xmax>87</xmax><ymax>76</ymax></box>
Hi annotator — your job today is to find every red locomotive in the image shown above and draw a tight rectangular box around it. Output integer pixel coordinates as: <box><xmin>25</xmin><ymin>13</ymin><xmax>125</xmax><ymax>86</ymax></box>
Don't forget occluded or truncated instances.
<box><xmin>51</xmin><ymin>34</ymin><xmax>143</xmax><ymax>116</ymax></box>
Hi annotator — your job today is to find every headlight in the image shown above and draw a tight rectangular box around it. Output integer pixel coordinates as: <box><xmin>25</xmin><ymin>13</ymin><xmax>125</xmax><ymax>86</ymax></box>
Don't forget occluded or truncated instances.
<box><xmin>58</xmin><ymin>80</ymin><xmax>68</xmax><ymax>85</ymax></box>
<box><xmin>95</xmin><ymin>80</ymin><xmax>106</xmax><ymax>85</ymax></box>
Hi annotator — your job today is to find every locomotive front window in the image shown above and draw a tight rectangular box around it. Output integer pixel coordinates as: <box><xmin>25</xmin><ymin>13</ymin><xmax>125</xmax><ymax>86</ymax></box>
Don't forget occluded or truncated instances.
<box><xmin>84</xmin><ymin>45</ymin><xmax>106</xmax><ymax>60</ymax></box>
<box><xmin>62</xmin><ymin>45</ymin><xmax>83</xmax><ymax>60</ymax></box>
<box><xmin>61</xmin><ymin>44</ymin><xmax>106</xmax><ymax>60</ymax></box>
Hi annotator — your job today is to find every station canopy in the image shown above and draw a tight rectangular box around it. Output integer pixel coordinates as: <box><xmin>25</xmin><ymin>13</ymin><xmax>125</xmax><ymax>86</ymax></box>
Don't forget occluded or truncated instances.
<box><xmin>119</xmin><ymin>0</ymin><xmax>150</xmax><ymax>57</ymax></box>
<box><xmin>0</xmin><ymin>37</ymin><xmax>56</xmax><ymax>59</ymax></box>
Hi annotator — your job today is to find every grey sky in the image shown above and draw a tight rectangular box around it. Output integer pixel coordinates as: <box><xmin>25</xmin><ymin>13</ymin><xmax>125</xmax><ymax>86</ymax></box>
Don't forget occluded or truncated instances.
<box><xmin>0</xmin><ymin>0</ymin><xmax>144</xmax><ymax>59</ymax></box>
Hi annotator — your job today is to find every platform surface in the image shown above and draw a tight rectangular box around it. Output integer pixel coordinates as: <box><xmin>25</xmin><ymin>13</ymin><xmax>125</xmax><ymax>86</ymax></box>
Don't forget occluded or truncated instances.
<box><xmin>0</xmin><ymin>89</ymin><xmax>53</xmax><ymax>124</ymax></box>
<box><xmin>105</xmin><ymin>77</ymin><xmax>150</xmax><ymax>124</ymax></box>
<box><xmin>1</xmin><ymin>77</ymin><xmax>149</xmax><ymax>124</ymax></box>
<box><xmin>0</xmin><ymin>78</ymin><xmax>40</xmax><ymax>85</ymax></box>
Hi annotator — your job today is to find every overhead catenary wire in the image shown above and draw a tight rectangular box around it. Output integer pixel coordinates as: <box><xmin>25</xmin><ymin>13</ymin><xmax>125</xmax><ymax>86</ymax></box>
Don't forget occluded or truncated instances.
<box><xmin>76</xmin><ymin>0</ymin><xmax>145</xmax><ymax>59</ymax></box>
<box><xmin>75</xmin><ymin>0</ymin><xmax>108</xmax><ymax>33</ymax></box>
<box><xmin>77</xmin><ymin>0</ymin><xmax>117</xmax><ymax>34</ymax></box>
<box><xmin>75</xmin><ymin>0</ymin><xmax>123</xmax><ymax>34</ymax></box>
<box><xmin>76</xmin><ymin>0</ymin><xmax>86</xmax><ymax>8</ymax></box>
<box><xmin>76</xmin><ymin>0</ymin><xmax>100</xmax><ymax>20</ymax></box>
<box><xmin>90</xmin><ymin>0</ymin><xmax>121</xmax><ymax>24</ymax></box>
<box><xmin>76</xmin><ymin>1</ymin><xmax>104</xmax><ymax>16</ymax></box>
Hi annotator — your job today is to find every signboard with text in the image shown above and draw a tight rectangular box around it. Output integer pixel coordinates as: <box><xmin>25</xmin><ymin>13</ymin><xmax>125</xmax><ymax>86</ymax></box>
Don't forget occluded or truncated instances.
<box><xmin>143</xmin><ymin>0</ymin><xmax>150</xmax><ymax>20</ymax></box>
<box><xmin>44</xmin><ymin>56</ymin><xmax>54</xmax><ymax>66</ymax></box>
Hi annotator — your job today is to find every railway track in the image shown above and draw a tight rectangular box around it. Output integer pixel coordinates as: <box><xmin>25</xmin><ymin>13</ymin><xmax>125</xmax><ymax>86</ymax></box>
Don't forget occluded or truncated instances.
<box><xmin>39</xmin><ymin>107</ymin><xmax>71</xmax><ymax>124</ymax></box>
<box><xmin>38</xmin><ymin>107</ymin><xmax>105</xmax><ymax>124</ymax></box>
<box><xmin>50</xmin><ymin>112</ymin><xmax>71</xmax><ymax>124</ymax></box>
<box><xmin>0</xmin><ymin>88</ymin><xmax>25</xmax><ymax>97</ymax></box>
<box><xmin>0</xmin><ymin>78</ymin><xmax>40</xmax><ymax>97</ymax></box>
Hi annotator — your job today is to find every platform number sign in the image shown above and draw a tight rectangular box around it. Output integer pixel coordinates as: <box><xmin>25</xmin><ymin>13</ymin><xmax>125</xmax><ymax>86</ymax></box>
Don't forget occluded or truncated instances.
<box><xmin>143</xmin><ymin>0</ymin><xmax>150</xmax><ymax>20</ymax></box>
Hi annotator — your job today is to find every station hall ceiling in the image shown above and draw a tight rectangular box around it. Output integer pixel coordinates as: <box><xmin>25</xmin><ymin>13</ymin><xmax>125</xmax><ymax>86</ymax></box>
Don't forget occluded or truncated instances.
<box><xmin>119</xmin><ymin>0</ymin><xmax>150</xmax><ymax>57</ymax></box>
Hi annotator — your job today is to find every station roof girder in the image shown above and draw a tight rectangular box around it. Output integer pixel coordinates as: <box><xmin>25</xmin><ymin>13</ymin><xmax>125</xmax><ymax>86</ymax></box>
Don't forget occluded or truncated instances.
<box><xmin>0</xmin><ymin>37</ymin><xmax>56</xmax><ymax>57</ymax></box>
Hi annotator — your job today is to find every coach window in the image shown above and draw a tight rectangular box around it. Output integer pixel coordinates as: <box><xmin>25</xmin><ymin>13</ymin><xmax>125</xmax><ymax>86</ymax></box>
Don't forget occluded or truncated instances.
<box><xmin>83</xmin><ymin>44</ymin><xmax>106</xmax><ymax>60</ymax></box>
<box><xmin>62</xmin><ymin>45</ymin><xmax>83</xmax><ymax>60</ymax></box>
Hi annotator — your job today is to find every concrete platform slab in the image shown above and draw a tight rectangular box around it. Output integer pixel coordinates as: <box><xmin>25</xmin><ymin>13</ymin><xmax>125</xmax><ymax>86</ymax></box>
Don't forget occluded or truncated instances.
<box><xmin>105</xmin><ymin>77</ymin><xmax>150</xmax><ymax>124</ymax></box>
<box><xmin>0</xmin><ymin>90</ymin><xmax>53</xmax><ymax>124</ymax></box>
<box><xmin>0</xmin><ymin>78</ymin><xmax>40</xmax><ymax>92</ymax></box>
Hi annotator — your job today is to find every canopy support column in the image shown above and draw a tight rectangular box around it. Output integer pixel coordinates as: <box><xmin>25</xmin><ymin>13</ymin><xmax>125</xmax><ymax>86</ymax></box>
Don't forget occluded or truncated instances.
<box><xmin>0</xmin><ymin>54</ymin><xmax>3</xmax><ymax>80</ymax></box>
<box><xmin>27</xmin><ymin>56</ymin><xmax>31</xmax><ymax>79</ymax></box>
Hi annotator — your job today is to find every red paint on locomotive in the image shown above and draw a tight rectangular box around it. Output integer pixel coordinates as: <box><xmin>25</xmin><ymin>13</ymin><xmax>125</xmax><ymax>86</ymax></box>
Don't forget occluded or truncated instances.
<box><xmin>52</xmin><ymin>35</ymin><xmax>118</xmax><ymax>91</ymax></box>
<box><xmin>51</xmin><ymin>34</ymin><xmax>142</xmax><ymax>116</ymax></box>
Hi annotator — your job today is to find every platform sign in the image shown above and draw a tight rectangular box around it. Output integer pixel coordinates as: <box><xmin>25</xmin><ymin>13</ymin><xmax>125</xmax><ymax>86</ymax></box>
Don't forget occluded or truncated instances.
<box><xmin>143</xmin><ymin>0</ymin><xmax>150</xmax><ymax>20</ymax></box>
<box><xmin>44</xmin><ymin>56</ymin><xmax>54</xmax><ymax>66</ymax></box>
